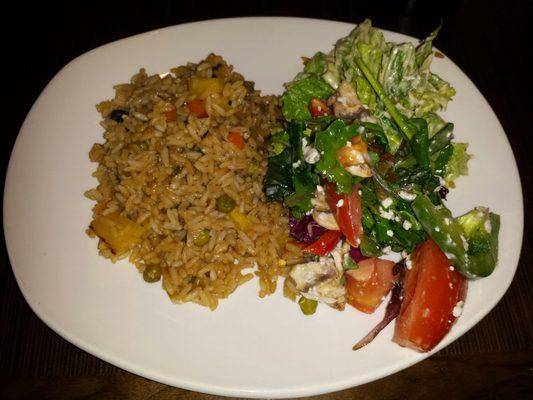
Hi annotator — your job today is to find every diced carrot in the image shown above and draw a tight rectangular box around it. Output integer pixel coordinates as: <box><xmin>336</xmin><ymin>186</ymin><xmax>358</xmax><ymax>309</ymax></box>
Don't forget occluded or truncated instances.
<box><xmin>165</xmin><ymin>108</ymin><xmax>177</xmax><ymax>122</ymax></box>
<box><xmin>228</xmin><ymin>132</ymin><xmax>246</xmax><ymax>149</ymax></box>
<box><xmin>188</xmin><ymin>99</ymin><xmax>208</xmax><ymax>118</ymax></box>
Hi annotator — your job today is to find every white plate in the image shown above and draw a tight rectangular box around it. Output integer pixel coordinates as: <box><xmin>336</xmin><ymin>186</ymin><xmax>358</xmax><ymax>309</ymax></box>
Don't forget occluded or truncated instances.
<box><xmin>3</xmin><ymin>17</ymin><xmax>523</xmax><ymax>398</ymax></box>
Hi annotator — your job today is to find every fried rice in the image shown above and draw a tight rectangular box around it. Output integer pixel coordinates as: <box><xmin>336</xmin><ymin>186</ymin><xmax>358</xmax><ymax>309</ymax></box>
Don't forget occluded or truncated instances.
<box><xmin>85</xmin><ymin>54</ymin><xmax>301</xmax><ymax>309</ymax></box>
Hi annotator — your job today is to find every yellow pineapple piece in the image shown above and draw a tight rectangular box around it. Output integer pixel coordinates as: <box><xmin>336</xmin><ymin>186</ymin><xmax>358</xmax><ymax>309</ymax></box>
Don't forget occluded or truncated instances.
<box><xmin>90</xmin><ymin>212</ymin><xmax>145</xmax><ymax>256</ymax></box>
<box><xmin>189</xmin><ymin>77</ymin><xmax>224</xmax><ymax>99</ymax></box>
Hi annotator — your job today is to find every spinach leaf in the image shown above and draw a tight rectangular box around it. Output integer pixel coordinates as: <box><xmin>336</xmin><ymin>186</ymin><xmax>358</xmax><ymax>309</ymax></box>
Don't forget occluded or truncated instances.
<box><xmin>314</xmin><ymin>119</ymin><xmax>361</xmax><ymax>193</ymax></box>
<box><xmin>263</xmin><ymin>147</ymin><xmax>293</xmax><ymax>201</ymax></box>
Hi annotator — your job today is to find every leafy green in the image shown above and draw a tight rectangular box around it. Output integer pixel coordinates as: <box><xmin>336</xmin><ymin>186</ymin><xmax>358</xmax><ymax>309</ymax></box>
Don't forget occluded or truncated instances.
<box><xmin>319</xmin><ymin>20</ymin><xmax>455</xmax><ymax>118</ymax></box>
<box><xmin>264</xmin><ymin>121</ymin><xmax>318</xmax><ymax>218</ymax></box>
<box><xmin>377</xmin><ymin>117</ymin><xmax>403</xmax><ymax>154</ymax></box>
<box><xmin>415</xmin><ymin>25</ymin><xmax>440</xmax><ymax>67</ymax></box>
<box><xmin>422</xmin><ymin>112</ymin><xmax>447</xmax><ymax>138</ymax></box>
<box><xmin>359</xmin><ymin>180</ymin><xmax>425</xmax><ymax>254</ymax></box>
<box><xmin>361</xmin><ymin>122</ymin><xmax>389</xmax><ymax>150</ymax></box>
<box><xmin>269</xmin><ymin>129</ymin><xmax>290</xmax><ymax>155</ymax></box>
<box><xmin>408</xmin><ymin>118</ymin><xmax>430</xmax><ymax>170</ymax></box>
<box><xmin>411</xmin><ymin>194</ymin><xmax>472</xmax><ymax>276</ymax></box>
<box><xmin>344</xmin><ymin>254</ymin><xmax>358</xmax><ymax>270</ymax></box>
<box><xmin>304</xmin><ymin>52</ymin><xmax>328</xmax><ymax>75</ymax></box>
<box><xmin>314</xmin><ymin>119</ymin><xmax>361</xmax><ymax>193</ymax></box>
<box><xmin>444</xmin><ymin>143</ymin><xmax>470</xmax><ymax>187</ymax></box>
<box><xmin>456</xmin><ymin>207</ymin><xmax>500</xmax><ymax>277</ymax></box>
<box><xmin>382</xmin><ymin>43</ymin><xmax>417</xmax><ymax>108</ymax></box>
<box><xmin>359</xmin><ymin>234</ymin><xmax>382</xmax><ymax>257</ymax></box>
<box><xmin>263</xmin><ymin>148</ymin><xmax>293</xmax><ymax>201</ymax></box>
<box><xmin>281</xmin><ymin>76</ymin><xmax>335</xmax><ymax>121</ymax></box>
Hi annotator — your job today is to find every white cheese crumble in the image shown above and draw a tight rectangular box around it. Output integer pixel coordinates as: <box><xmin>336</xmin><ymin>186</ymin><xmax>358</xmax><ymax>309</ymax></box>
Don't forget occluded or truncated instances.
<box><xmin>381</xmin><ymin>197</ymin><xmax>393</xmax><ymax>209</ymax></box>
<box><xmin>386</xmin><ymin>230</ymin><xmax>394</xmax><ymax>237</ymax></box>
<box><xmin>452</xmin><ymin>300</ymin><xmax>464</xmax><ymax>318</ymax></box>
<box><xmin>357</xmin><ymin>126</ymin><xmax>365</xmax><ymax>134</ymax></box>
<box><xmin>316</xmin><ymin>185</ymin><xmax>324</xmax><ymax>194</ymax></box>
<box><xmin>382</xmin><ymin>246</ymin><xmax>391</xmax><ymax>255</ymax></box>
<box><xmin>302</xmin><ymin>138</ymin><xmax>321</xmax><ymax>164</ymax></box>
<box><xmin>304</xmin><ymin>148</ymin><xmax>320</xmax><ymax>164</ymax></box>
<box><xmin>379</xmin><ymin>208</ymin><xmax>395</xmax><ymax>220</ymax></box>
<box><xmin>402</xmin><ymin>220</ymin><xmax>412</xmax><ymax>230</ymax></box>
<box><xmin>336</xmin><ymin>199</ymin><xmax>344</xmax><ymax>207</ymax></box>
<box><xmin>292</xmin><ymin>160</ymin><xmax>301</xmax><ymax>168</ymax></box>
<box><xmin>435</xmin><ymin>227</ymin><xmax>440</xmax><ymax>232</ymax></box>
<box><xmin>398</xmin><ymin>190</ymin><xmax>417</xmax><ymax>201</ymax></box>
<box><xmin>449</xmin><ymin>266</ymin><xmax>455</xmax><ymax>271</ymax></box>
<box><xmin>405</xmin><ymin>256</ymin><xmax>413</xmax><ymax>270</ymax></box>
<box><xmin>444</xmin><ymin>217</ymin><xmax>451</xmax><ymax>225</ymax></box>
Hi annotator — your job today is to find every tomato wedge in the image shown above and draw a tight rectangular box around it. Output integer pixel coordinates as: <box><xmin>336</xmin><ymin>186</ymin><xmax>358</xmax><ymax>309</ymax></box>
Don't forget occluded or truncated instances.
<box><xmin>302</xmin><ymin>230</ymin><xmax>341</xmax><ymax>256</ymax></box>
<box><xmin>393</xmin><ymin>238</ymin><xmax>468</xmax><ymax>352</ymax></box>
<box><xmin>324</xmin><ymin>182</ymin><xmax>363</xmax><ymax>247</ymax></box>
<box><xmin>309</xmin><ymin>99</ymin><xmax>331</xmax><ymax>118</ymax></box>
<box><xmin>345</xmin><ymin>258</ymin><xmax>395</xmax><ymax>314</ymax></box>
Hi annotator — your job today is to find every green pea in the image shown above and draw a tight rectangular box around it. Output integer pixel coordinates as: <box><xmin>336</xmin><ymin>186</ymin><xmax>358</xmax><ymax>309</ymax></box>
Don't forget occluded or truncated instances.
<box><xmin>192</xmin><ymin>229</ymin><xmax>211</xmax><ymax>246</ymax></box>
<box><xmin>143</xmin><ymin>264</ymin><xmax>162</xmax><ymax>283</ymax></box>
<box><xmin>298</xmin><ymin>296</ymin><xmax>318</xmax><ymax>315</ymax></box>
<box><xmin>216</xmin><ymin>194</ymin><xmax>236</xmax><ymax>213</ymax></box>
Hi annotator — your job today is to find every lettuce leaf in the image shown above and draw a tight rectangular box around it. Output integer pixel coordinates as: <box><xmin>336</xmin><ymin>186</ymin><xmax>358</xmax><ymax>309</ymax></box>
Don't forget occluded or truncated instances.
<box><xmin>297</xmin><ymin>19</ymin><xmax>455</xmax><ymax>120</ymax></box>
<box><xmin>444</xmin><ymin>143</ymin><xmax>470</xmax><ymax>187</ymax></box>
<box><xmin>281</xmin><ymin>76</ymin><xmax>335</xmax><ymax>121</ymax></box>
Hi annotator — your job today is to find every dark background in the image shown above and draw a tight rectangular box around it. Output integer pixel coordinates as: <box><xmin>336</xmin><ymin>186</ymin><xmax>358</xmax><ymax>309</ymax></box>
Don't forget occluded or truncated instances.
<box><xmin>1</xmin><ymin>0</ymin><xmax>532</xmax><ymax>399</ymax></box>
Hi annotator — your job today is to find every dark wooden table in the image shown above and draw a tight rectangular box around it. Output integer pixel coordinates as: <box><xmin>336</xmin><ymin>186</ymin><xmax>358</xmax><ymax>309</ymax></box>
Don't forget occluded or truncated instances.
<box><xmin>1</xmin><ymin>1</ymin><xmax>532</xmax><ymax>399</ymax></box>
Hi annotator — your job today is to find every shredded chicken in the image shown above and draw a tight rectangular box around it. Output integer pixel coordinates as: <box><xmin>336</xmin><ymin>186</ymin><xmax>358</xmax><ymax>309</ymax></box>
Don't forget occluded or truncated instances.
<box><xmin>312</xmin><ymin>210</ymin><xmax>339</xmax><ymax>230</ymax></box>
<box><xmin>328</xmin><ymin>80</ymin><xmax>378</xmax><ymax>122</ymax></box>
<box><xmin>290</xmin><ymin>258</ymin><xmax>346</xmax><ymax>310</ymax></box>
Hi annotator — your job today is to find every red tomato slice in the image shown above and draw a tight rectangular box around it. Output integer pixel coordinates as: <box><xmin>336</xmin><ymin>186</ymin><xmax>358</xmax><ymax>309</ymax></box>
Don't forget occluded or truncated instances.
<box><xmin>345</xmin><ymin>258</ymin><xmax>395</xmax><ymax>314</ymax></box>
<box><xmin>393</xmin><ymin>238</ymin><xmax>468</xmax><ymax>352</ymax></box>
<box><xmin>188</xmin><ymin>99</ymin><xmax>208</xmax><ymax>118</ymax></box>
<box><xmin>309</xmin><ymin>99</ymin><xmax>331</xmax><ymax>118</ymax></box>
<box><xmin>324</xmin><ymin>182</ymin><xmax>363</xmax><ymax>247</ymax></box>
<box><xmin>302</xmin><ymin>230</ymin><xmax>341</xmax><ymax>256</ymax></box>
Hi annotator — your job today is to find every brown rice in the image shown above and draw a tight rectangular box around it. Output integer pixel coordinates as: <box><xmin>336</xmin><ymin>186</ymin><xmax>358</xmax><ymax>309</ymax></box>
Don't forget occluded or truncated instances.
<box><xmin>85</xmin><ymin>54</ymin><xmax>300</xmax><ymax>309</ymax></box>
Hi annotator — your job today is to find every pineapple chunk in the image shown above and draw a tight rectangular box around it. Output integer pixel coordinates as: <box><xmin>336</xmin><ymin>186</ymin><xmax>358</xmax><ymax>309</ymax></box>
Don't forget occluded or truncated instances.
<box><xmin>229</xmin><ymin>208</ymin><xmax>251</xmax><ymax>232</ymax></box>
<box><xmin>90</xmin><ymin>212</ymin><xmax>145</xmax><ymax>255</ymax></box>
<box><xmin>189</xmin><ymin>77</ymin><xmax>224</xmax><ymax>99</ymax></box>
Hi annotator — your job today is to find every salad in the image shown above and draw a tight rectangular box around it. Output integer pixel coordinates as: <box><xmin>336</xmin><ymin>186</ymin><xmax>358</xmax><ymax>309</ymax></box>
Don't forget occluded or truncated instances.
<box><xmin>263</xmin><ymin>20</ymin><xmax>500</xmax><ymax>352</ymax></box>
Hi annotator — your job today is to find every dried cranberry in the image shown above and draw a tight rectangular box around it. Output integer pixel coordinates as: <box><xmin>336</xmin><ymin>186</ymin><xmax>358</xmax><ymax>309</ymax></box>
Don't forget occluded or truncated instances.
<box><xmin>109</xmin><ymin>109</ymin><xmax>128</xmax><ymax>123</ymax></box>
